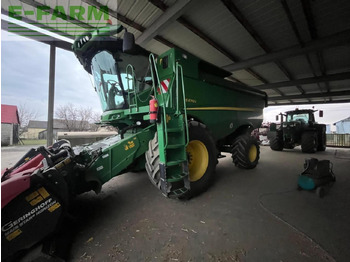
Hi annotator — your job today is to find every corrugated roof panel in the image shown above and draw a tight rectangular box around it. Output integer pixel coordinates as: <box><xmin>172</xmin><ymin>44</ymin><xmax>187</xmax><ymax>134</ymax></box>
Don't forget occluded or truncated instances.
<box><xmin>286</xmin><ymin>0</ymin><xmax>312</xmax><ymax>43</ymax></box>
<box><xmin>328</xmin><ymin>80</ymin><xmax>350</xmax><ymax>91</ymax></box>
<box><xmin>311</xmin><ymin>0</ymin><xmax>350</xmax><ymax>37</ymax></box>
<box><xmin>251</xmin><ymin>63</ymin><xmax>290</xmax><ymax>83</ymax></box>
<box><xmin>264</xmin><ymin>89</ymin><xmax>281</xmax><ymax>97</ymax></box>
<box><xmin>181</xmin><ymin>0</ymin><xmax>265</xmax><ymax>61</ymax></box>
<box><xmin>323</xmin><ymin>46</ymin><xmax>350</xmax><ymax>73</ymax></box>
<box><xmin>142</xmin><ymin>38</ymin><xmax>170</xmax><ymax>55</ymax></box>
<box><xmin>97</xmin><ymin>0</ymin><xmax>109</xmax><ymax>6</ymax></box>
<box><xmin>233</xmin><ymin>0</ymin><xmax>298</xmax><ymax>51</ymax></box>
<box><xmin>159</xmin><ymin>22</ymin><xmax>232</xmax><ymax>67</ymax></box>
<box><xmin>115</xmin><ymin>0</ymin><xmax>135</xmax><ymax>16</ymax></box>
<box><xmin>277</xmin><ymin>86</ymin><xmax>302</xmax><ymax>95</ymax></box>
<box><xmin>107</xmin><ymin>0</ymin><xmax>119</xmax><ymax>12</ymax></box>
<box><xmin>231</xmin><ymin>70</ymin><xmax>264</xmax><ymax>86</ymax></box>
<box><xmin>134</xmin><ymin>3</ymin><xmax>162</xmax><ymax>28</ymax></box>
<box><xmin>300</xmin><ymin>83</ymin><xmax>323</xmax><ymax>93</ymax></box>
<box><xmin>124</xmin><ymin>1</ymin><xmax>149</xmax><ymax>21</ymax></box>
<box><xmin>281</xmin><ymin>55</ymin><xmax>316</xmax><ymax>79</ymax></box>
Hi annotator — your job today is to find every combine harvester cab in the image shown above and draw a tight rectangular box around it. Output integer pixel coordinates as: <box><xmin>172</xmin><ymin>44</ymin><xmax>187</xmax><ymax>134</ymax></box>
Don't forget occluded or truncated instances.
<box><xmin>2</xmin><ymin>23</ymin><xmax>267</xmax><ymax>260</ymax></box>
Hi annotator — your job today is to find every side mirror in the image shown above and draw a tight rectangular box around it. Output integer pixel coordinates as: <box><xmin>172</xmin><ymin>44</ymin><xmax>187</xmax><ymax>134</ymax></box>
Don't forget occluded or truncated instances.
<box><xmin>276</xmin><ymin>115</ymin><xmax>279</xmax><ymax>121</ymax></box>
<box><xmin>123</xmin><ymin>31</ymin><xmax>135</xmax><ymax>53</ymax></box>
<box><xmin>319</xmin><ymin>110</ymin><xmax>323</xmax><ymax>117</ymax></box>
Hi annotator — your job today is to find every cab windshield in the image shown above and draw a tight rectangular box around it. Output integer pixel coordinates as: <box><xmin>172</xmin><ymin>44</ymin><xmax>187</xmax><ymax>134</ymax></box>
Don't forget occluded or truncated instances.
<box><xmin>91</xmin><ymin>50</ymin><xmax>152</xmax><ymax>112</ymax></box>
<box><xmin>286</xmin><ymin>113</ymin><xmax>309</xmax><ymax>123</ymax></box>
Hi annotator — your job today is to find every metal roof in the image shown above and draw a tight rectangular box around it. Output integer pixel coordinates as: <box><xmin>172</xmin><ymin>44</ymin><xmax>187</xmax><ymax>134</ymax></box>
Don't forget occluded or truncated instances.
<box><xmin>1</xmin><ymin>104</ymin><xmax>19</xmax><ymax>124</ymax></box>
<box><xmin>1</xmin><ymin>0</ymin><xmax>350</xmax><ymax>106</ymax></box>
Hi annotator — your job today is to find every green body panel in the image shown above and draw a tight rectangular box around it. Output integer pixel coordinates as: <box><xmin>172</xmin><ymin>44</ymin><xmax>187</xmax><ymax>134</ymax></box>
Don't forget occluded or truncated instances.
<box><xmin>155</xmin><ymin>48</ymin><xmax>266</xmax><ymax>141</ymax></box>
<box><xmin>80</xmin><ymin>125</ymin><xmax>155</xmax><ymax>186</ymax></box>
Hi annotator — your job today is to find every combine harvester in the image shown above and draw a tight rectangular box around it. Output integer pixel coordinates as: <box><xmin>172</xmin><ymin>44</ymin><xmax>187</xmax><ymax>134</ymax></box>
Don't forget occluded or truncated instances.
<box><xmin>1</xmin><ymin>24</ymin><xmax>267</xmax><ymax>260</ymax></box>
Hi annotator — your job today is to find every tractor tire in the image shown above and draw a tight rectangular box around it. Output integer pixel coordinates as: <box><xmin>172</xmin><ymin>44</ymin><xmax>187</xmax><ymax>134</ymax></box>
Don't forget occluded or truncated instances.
<box><xmin>232</xmin><ymin>134</ymin><xmax>260</xmax><ymax>169</ymax></box>
<box><xmin>183</xmin><ymin>121</ymin><xmax>217</xmax><ymax>198</ymax></box>
<box><xmin>270</xmin><ymin>132</ymin><xmax>283</xmax><ymax>151</ymax></box>
<box><xmin>317</xmin><ymin>126</ymin><xmax>326</xmax><ymax>151</ymax></box>
<box><xmin>145</xmin><ymin>121</ymin><xmax>217</xmax><ymax>199</ymax></box>
<box><xmin>145</xmin><ymin>133</ymin><xmax>161</xmax><ymax>189</ymax></box>
<box><xmin>301</xmin><ymin>132</ymin><xmax>318</xmax><ymax>153</ymax></box>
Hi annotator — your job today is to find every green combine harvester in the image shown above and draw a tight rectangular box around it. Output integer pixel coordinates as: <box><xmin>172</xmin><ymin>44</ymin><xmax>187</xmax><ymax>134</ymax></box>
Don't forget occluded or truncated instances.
<box><xmin>1</xmin><ymin>24</ymin><xmax>266</xmax><ymax>260</ymax></box>
<box><xmin>71</xmin><ymin>24</ymin><xmax>267</xmax><ymax>198</ymax></box>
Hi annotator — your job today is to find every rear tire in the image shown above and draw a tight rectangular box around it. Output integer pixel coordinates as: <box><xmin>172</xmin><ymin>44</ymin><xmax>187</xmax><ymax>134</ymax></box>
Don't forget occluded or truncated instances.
<box><xmin>301</xmin><ymin>132</ymin><xmax>318</xmax><ymax>153</ymax></box>
<box><xmin>270</xmin><ymin>132</ymin><xmax>283</xmax><ymax>151</ymax></box>
<box><xmin>232</xmin><ymin>134</ymin><xmax>260</xmax><ymax>169</ymax></box>
<box><xmin>317</xmin><ymin>126</ymin><xmax>326</xmax><ymax>151</ymax></box>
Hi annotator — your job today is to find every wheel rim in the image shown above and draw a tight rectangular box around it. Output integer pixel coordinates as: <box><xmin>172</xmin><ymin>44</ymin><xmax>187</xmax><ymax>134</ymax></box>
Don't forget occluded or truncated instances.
<box><xmin>248</xmin><ymin>145</ymin><xmax>257</xmax><ymax>162</ymax></box>
<box><xmin>186</xmin><ymin>140</ymin><xmax>209</xmax><ymax>182</ymax></box>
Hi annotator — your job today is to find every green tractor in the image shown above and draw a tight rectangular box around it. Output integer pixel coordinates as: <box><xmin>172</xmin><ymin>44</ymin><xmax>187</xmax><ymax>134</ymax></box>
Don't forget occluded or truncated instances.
<box><xmin>269</xmin><ymin>109</ymin><xmax>326</xmax><ymax>153</ymax></box>
<box><xmin>2</xmin><ymin>23</ymin><xmax>267</xmax><ymax>260</ymax></box>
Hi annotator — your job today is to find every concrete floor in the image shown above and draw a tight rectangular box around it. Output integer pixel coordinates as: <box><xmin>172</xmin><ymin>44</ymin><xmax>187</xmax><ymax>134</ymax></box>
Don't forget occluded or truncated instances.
<box><xmin>2</xmin><ymin>145</ymin><xmax>350</xmax><ymax>261</ymax></box>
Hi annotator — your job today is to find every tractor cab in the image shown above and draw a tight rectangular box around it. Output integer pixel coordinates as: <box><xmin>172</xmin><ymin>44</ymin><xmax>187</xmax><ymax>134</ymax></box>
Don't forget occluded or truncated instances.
<box><xmin>285</xmin><ymin>109</ymin><xmax>315</xmax><ymax>125</ymax></box>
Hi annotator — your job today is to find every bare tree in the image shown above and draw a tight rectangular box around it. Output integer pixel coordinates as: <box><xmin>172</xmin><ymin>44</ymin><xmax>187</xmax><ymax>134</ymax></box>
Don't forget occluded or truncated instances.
<box><xmin>18</xmin><ymin>103</ymin><xmax>39</xmax><ymax>134</ymax></box>
<box><xmin>55</xmin><ymin>103</ymin><xmax>98</xmax><ymax>131</ymax></box>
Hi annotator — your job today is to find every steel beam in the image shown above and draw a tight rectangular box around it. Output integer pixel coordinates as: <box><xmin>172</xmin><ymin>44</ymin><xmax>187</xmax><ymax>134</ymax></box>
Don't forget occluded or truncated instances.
<box><xmin>47</xmin><ymin>45</ymin><xmax>56</xmax><ymax>146</ymax></box>
<box><xmin>222</xmin><ymin>29</ymin><xmax>350</xmax><ymax>72</ymax></box>
<box><xmin>268</xmin><ymin>90</ymin><xmax>350</xmax><ymax>101</ymax></box>
<box><xmin>2</xmin><ymin>18</ymin><xmax>72</xmax><ymax>51</ymax></box>
<box><xmin>81</xmin><ymin>0</ymin><xmax>179</xmax><ymax>49</ymax></box>
<box><xmin>254</xmin><ymin>72</ymin><xmax>350</xmax><ymax>90</ymax></box>
<box><xmin>136</xmin><ymin>0</ymin><xmax>194</xmax><ymax>45</ymax></box>
<box><xmin>268</xmin><ymin>99</ymin><xmax>350</xmax><ymax>106</ymax></box>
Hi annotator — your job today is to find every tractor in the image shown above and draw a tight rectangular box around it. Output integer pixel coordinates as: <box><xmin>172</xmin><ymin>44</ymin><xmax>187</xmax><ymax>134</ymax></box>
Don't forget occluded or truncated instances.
<box><xmin>269</xmin><ymin>109</ymin><xmax>326</xmax><ymax>153</ymax></box>
<box><xmin>1</xmin><ymin>24</ymin><xmax>267</xmax><ymax>261</ymax></box>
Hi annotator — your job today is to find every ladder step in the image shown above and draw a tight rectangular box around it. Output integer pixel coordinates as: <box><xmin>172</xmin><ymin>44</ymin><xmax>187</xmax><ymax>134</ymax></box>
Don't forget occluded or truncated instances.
<box><xmin>167</xmin><ymin>160</ymin><xmax>186</xmax><ymax>167</ymax></box>
<box><xmin>167</xmin><ymin>173</ymin><xmax>188</xmax><ymax>182</ymax></box>
<box><xmin>166</xmin><ymin>144</ymin><xmax>185</xmax><ymax>149</ymax></box>
<box><xmin>168</xmin><ymin>187</ymin><xmax>189</xmax><ymax>198</ymax></box>
<box><xmin>167</xmin><ymin>127</ymin><xmax>183</xmax><ymax>133</ymax></box>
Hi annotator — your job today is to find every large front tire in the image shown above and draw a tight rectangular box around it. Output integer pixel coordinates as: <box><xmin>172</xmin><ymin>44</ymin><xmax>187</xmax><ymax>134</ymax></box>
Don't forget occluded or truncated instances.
<box><xmin>185</xmin><ymin>121</ymin><xmax>217</xmax><ymax>198</ymax></box>
<box><xmin>270</xmin><ymin>132</ymin><xmax>283</xmax><ymax>151</ymax></box>
<box><xmin>232</xmin><ymin>134</ymin><xmax>260</xmax><ymax>169</ymax></box>
<box><xmin>301</xmin><ymin>132</ymin><xmax>318</xmax><ymax>153</ymax></box>
<box><xmin>145</xmin><ymin>121</ymin><xmax>217</xmax><ymax>199</ymax></box>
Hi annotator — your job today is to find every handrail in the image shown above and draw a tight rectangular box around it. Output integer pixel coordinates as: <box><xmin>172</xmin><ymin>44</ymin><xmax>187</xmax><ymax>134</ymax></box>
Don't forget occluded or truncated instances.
<box><xmin>176</xmin><ymin>63</ymin><xmax>189</xmax><ymax>146</ymax></box>
<box><xmin>126</xmin><ymin>64</ymin><xmax>137</xmax><ymax>112</ymax></box>
<box><xmin>149</xmin><ymin>54</ymin><xmax>168</xmax><ymax>147</ymax></box>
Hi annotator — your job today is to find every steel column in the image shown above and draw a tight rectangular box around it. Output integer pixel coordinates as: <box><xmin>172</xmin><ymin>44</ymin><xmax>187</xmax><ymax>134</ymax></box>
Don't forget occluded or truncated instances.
<box><xmin>47</xmin><ymin>44</ymin><xmax>56</xmax><ymax>146</ymax></box>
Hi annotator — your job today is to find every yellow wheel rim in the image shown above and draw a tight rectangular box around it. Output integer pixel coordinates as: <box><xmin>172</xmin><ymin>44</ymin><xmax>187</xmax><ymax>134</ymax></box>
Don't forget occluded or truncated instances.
<box><xmin>186</xmin><ymin>140</ymin><xmax>209</xmax><ymax>182</ymax></box>
<box><xmin>248</xmin><ymin>145</ymin><xmax>257</xmax><ymax>162</ymax></box>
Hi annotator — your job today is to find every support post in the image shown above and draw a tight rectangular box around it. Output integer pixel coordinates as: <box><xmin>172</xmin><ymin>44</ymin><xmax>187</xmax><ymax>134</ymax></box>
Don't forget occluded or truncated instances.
<box><xmin>47</xmin><ymin>44</ymin><xmax>56</xmax><ymax>146</ymax></box>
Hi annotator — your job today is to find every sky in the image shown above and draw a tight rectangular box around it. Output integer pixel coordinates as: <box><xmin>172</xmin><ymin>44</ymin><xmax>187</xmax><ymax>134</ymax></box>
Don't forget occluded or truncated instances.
<box><xmin>1</xmin><ymin>30</ymin><xmax>350</xmax><ymax>127</ymax></box>
<box><xmin>1</xmin><ymin>30</ymin><xmax>102</xmax><ymax>121</ymax></box>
